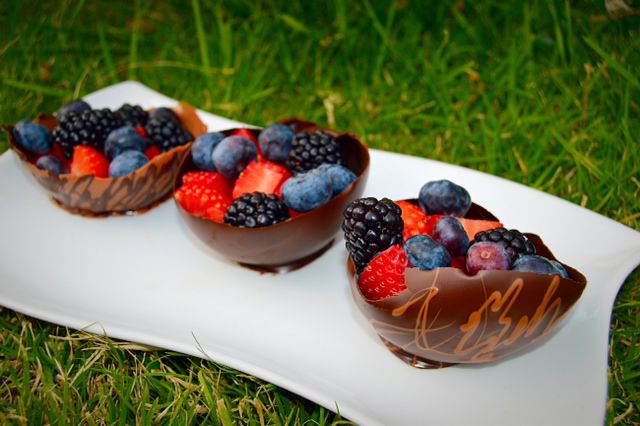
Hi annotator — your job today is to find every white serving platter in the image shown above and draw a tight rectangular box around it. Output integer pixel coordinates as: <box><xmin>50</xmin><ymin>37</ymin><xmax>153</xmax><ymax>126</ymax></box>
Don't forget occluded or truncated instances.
<box><xmin>1</xmin><ymin>81</ymin><xmax>639</xmax><ymax>426</ymax></box>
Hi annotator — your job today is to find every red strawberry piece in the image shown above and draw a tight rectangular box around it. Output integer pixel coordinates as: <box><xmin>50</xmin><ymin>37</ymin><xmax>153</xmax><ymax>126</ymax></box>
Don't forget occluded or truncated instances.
<box><xmin>70</xmin><ymin>145</ymin><xmax>109</xmax><ymax>178</ymax></box>
<box><xmin>424</xmin><ymin>214</ymin><xmax>445</xmax><ymax>236</ymax></box>
<box><xmin>144</xmin><ymin>145</ymin><xmax>161</xmax><ymax>161</ymax></box>
<box><xmin>232</xmin><ymin>160</ymin><xmax>291</xmax><ymax>199</ymax></box>
<box><xmin>134</xmin><ymin>126</ymin><xmax>147</xmax><ymax>138</ymax></box>
<box><xmin>174</xmin><ymin>183</ymin><xmax>231</xmax><ymax>223</ymax></box>
<box><xmin>456</xmin><ymin>218</ymin><xmax>503</xmax><ymax>241</ymax></box>
<box><xmin>358</xmin><ymin>245</ymin><xmax>408</xmax><ymax>301</ymax></box>
<box><xmin>182</xmin><ymin>171</ymin><xmax>231</xmax><ymax>197</ymax></box>
<box><xmin>396</xmin><ymin>200</ymin><xmax>430</xmax><ymax>240</ymax></box>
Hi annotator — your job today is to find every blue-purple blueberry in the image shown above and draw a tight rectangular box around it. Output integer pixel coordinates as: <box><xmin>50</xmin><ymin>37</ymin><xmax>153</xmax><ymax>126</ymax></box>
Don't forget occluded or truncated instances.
<box><xmin>418</xmin><ymin>179</ymin><xmax>471</xmax><ymax>216</ymax></box>
<box><xmin>212</xmin><ymin>136</ymin><xmax>257</xmax><ymax>180</ymax></box>
<box><xmin>104</xmin><ymin>126</ymin><xmax>147</xmax><ymax>160</ymax></box>
<box><xmin>433</xmin><ymin>216</ymin><xmax>469</xmax><ymax>257</ymax></box>
<box><xmin>466</xmin><ymin>241</ymin><xmax>511</xmax><ymax>275</ymax></box>
<box><xmin>13</xmin><ymin>120</ymin><xmax>53</xmax><ymax>154</ymax></box>
<box><xmin>36</xmin><ymin>155</ymin><xmax>68</xmax><ymax>175</ymax></box>
<box><xmin>404</xmin><ymin>235</ymin><xmax>451</xmax><ymax>271</ymax></box>
<box><xmin>315</xmin><ymin>163</ymin><xmax>356</xmax><ymax>196</ymax></box>
<box><xmin>258</xmin><ymin>124</ymin><xmax>294</xmax><ymax>163</ymax></box>
<box><xmin>191</xmin><ymin>132</ymin><xmax>225</xmax><ymax>171</ymax></box>
<box><xmin>281</xmin><ymin>170</ymin><xmax>333</xmax><ymax>212</ymax></box>
<box><xmin>109</xmin><ymin>150</ymin><xmax>148</xmax><ymax>177</ymax></box>
<box><xmin>512</xmin><ymin>255</ymin><xmax>567</xmax><ymax>277</ymax></box>
<box><xmin>57</xmin><ymin>100</ymin><xmax>91</xmax><ymax>119</ymax></box>
<box><xmin>149</xmin><ymin>107</ymin><xmax>179</xmax><ymax>124</ymax></box>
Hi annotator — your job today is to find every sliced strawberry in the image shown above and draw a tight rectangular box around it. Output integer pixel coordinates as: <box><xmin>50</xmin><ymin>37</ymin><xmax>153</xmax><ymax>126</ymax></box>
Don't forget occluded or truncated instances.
<box><xmin>182</xmin><ymin>171</ymin><xmax>232</xmax><ymax>196</ymax></box>
<box><xmin>358</xmin><ymin>245</ymin><xmax>408</xmax><ymax>301</ymax></box>
<box><xmin>70</xmin><ymin>145</ymin><xmax>109</xmax><ymax>178</ymax></box>
<box><xmin>396</xmin><ymin>200</ymin><xmax>429</xmax><ymax>240</ymax></box>
<box><xmin>174</xmin><ymin>183</ymin><xmax>231</xmax><ymax>223</ymax></box>
<box><xmin>134</xmin><ymin>126</ymin><xmax>147</xmax><ymax>138</ymax></box>
<box><xmin>144</xmin><ymin>145</ymin><xmax>161</xmax><ymax>160</ymax></box>
<box><xmin>232</xmin><ymin>161</ymin><xmax>291</xmax><ymax>199</ymax></box>
<box><xmin>457</xmin><ymin>218</ymin><xmax>503</xmax><ymax>241</ymax></box>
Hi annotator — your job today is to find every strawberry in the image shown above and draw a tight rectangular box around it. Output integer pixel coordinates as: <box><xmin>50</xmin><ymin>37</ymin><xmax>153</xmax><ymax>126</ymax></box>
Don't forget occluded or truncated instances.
<box><xmin>396</xmin><ymin>200</ymin><xmax>429</xmax><ymax>240</ymax></box>
<box><xmin>182</xmin><ymin>171</ymin><xmax>232</xmax><ymax>196</ymax></box>
<box><xmin>70</xmin><ymin>145</ymin><xmax>109</xmax><ymax>177</ymax></box>
<box><xmin>456</xmin><ymin>218</ymin><xmax>503</xmax><ymax>240</ymax></box>
<box><xmin>144</xmin><ymin>145</ymin><xmax>161</xmax><ymax>160</ymax></box>
<box><xmin>357</xmin><ymin>245</ymin><xmax>408</xmax><ymax>301</ymax></box>
<box><xmin>174</xmin><ymin>183</ymin><xmax>231</xmax><ymax>223</ymax></box>
<box><xmin>232</xmin><ymin>161</ymin><xmax>291</xmax><ymax>199</ymax></box>
<box><xmin>134</xmin><ymin>126</ymin><xmax>147</xmax><ymax>138</ymax></box>
<box><xmin>424</xmin><ymin>214</ymin><xmax>445</xmax><ymax>236</ymax></box>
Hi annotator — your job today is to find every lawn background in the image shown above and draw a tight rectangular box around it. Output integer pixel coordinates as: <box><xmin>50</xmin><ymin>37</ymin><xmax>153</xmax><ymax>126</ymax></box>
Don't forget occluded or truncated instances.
<box><xmin>1</xmin><ymin>0</ymin><xmax>639</xmax><ymax>424</ymax></box>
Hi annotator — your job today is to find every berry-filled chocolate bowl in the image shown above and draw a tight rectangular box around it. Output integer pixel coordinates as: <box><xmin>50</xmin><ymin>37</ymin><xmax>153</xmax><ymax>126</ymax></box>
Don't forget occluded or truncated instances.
<box><xmin>174</xmin><ymin>119</ymin><xmax>369</xmax><ymax>271</ymax></box>
<box><xmin>4</xmin><ymin>100</ymin><xmax>206</xmax><ymax>215</ymax></box>
<box><xmin>343</xmin><ymin>179</ymin><xmax>587</xmax><ymax>368</ymax></box>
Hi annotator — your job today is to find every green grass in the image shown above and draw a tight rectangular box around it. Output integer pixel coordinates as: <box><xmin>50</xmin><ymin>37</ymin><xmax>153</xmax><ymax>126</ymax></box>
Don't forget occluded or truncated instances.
<box><xmin>1</xmin><ymin>0</ymin><xmax>639</xmax><ymax>424</ymax></box>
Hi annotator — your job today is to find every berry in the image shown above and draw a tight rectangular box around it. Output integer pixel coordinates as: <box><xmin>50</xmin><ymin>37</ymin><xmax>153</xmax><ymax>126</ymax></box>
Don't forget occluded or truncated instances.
<box><xmin>471</xmin><ymin>227</ymin><xmax>535</xmax><ymax>261</ymax></box>
<box><xmin>144</xmin><ymin>145</ymin><xmax>161</xmax><ymax>160</ymax></box>
<box><xmin>280</xmin><ymin>169</ymin><xmax>332</xmax><ymax>212</ymax></box>
<box><xmin>70</xmin><ymin>145</ymin><xmax>109</xmax><ymax>178</ymax></box>
<box><xmin>232</xmin><ymin>128</ymin><xmax>258</xmax><ymax>143</ymax></box>
<box><xmin>342</xmin><ymin>197</ymin><xmax>404</xmax><ymax>272</ymax></box>
<box><xmin>145</xmin><ymin>116</ymin><xmax>193</xmax><ymax>152</ymax></box>
<box><xmin>116</xmin><ymin>103</ymin><xmax>148</xmax><ymax>126</ymax></box>
<box><xmin>433</xmin><ymin>216</ymin><xmax>469</xmax><ymax>257</ymax></box>
<box><xmin>456</xmin><ymin>218</ymin><xmax>503</xmax><ymax>241</ymax></box>
<box><xmin>174</xmin><ymin>182</ymin><xmax>231</xmax><ymax>223</ymax></box>
<box><xmin>315</xmin><ymin>163</ymin><xmax>356</xmax><ymax>196</ymax></box>
<box><xmin>182</xmin><ymin>171</ymin><xmax>232</xmax><ymax>195</ymax></box>
<box><xmin>465</xmin><ymin>241</ymin><xmax>511</xmax><ymax>275</ymax></box>
<box><xmin>396</xmin><ymin>200</ymin><xmax>429</xmax><ymax>240</ymax></box>
<box><xmin>418</xmin><ymin>179</ymin><xmax>472</xmax><ymax>216</ymax></box>
<box><xmin>224</xmin><ymin>192</ymin><xmax>290</xmax><ymax>228</ymax></box>
<box><xmin>109</xmin><ymin>150</ymin><xmax>149</xmax><ymax>178</ymax></box>
<box><xmin>36</xmin><ymin>155</ymin><xmax>68</xmax><ymax>175</ymax></box>
<box><xmin>357</xmin><ymin>245</ymin><xmax>408</xmax><ymax>301</ymax></box>
<box><xmin>191</xmin><ymin>132</ymin><xmax>225</xmax><ymax>171</ymax></box>
<box><xmin>57</xmin><ymin>100</ymin><xmax>91</xmax><ymax>120</ymax></box>
<box><xmin>512</xmin><ymin>255</ymin><xmax>568</xmax><ymax>277</ymax></box>
<box><xmin>404</xmin><ymin>235</ymin><xmax>451</xmax><ymax>271</ymax></box>
<box><xmin>104</xmin><ymin>126</ymin><xmax>147</xmax><ymax>160</ymax></box>
<box><xmin>53</xmin><ymin>108</ymin><xmax>124</xmax><ymax>159</ymax></box>
<box><xmin>259</xmin><ymin>124</ymin><xmax>294</xmax><ymax>162</ymax></box>
<box><xmin>13</xmin><ymin>120</ymin><xmax>53</xmax><ymax>154</ymax></box>
<box><xmin>211</xmin><ymin>136</ymin><xmax>258</xmax><ymax>180</ymax></box>
<box><xmin>549</xmin><ymin>260</ymin><xmax>569</xmax><ymax>279</ymax></box>
<box><xmin>232</xmin><ymin>160</ymin><xmax>291</xmax><ymax>199</ymax></box>
<box><xmin>286</xmin><ymin>130</ymin><xmax>345</xmax><ymax>174</ymax></box>
<box><xmin>149</xmin><ymin>107</ymin><xmax>179</xmax><ymax>124</ymax></box>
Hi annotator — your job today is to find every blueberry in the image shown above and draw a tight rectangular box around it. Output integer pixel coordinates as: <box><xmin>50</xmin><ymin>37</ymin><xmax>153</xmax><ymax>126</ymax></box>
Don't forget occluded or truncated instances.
<box><xmin>57</xmin><ymin>100</ymin><xmax>91</xmax><ymax>119</ymax></box>
<box><xmin>433</xmin><ymin>216</ymin><xmax>469</xmax><ymax>257</ymax></box>
<box><xmin>212</xmin><ymin>136</ymin><xmax>257</xmax><ymax>180</ymax></box>
<box><xmin>36</xmin><ymin>155</ymin><xmax>68</xmax><ymax>175</ymax></box>
<box><xmin>13</xmin><ymin>120</ymin><xmax>54</xmax><ymax>155</ymax></box>
<box><xmin>418</xmin><ymin>179</ymin><xmax>471</xmax><ymax>216</ymax></box>
<box><xmin>109</xmin><ymin>150</ymin><xmax>148</xmax><ymax>177</ymax></box>
<box><xmin>466</xmin><ymin>241</ymin><xmax>511</xmax><ymax>275</ymax></box>
<box><xmin>258</xmin><ymin>124</ymin><xmax>294</xmax><ymax>163</ymax></box>
<box><xmin>149</xmin><ymin>107</ymin><xmax>179</xmax><ymax>124</ymax></box>
<box><xmin>191</xmin><ymin>132</ymin><xmax>225</xmax><ymax>171</ymax></box>
<box><xmin>315</xmin><ymin>163</ymin><xmax>356</xmax><ymax>196</ymax></box>
<box><xmin>404</xmin><ymin>235</ymin><xmax>451</xmax><ymax>271</ymax></box>
<box><xmin>281</xmin><ymin>170</ymin><xmax>333</xmax><ymax>212</ymax></box>
<box><xmin>512</xmin><ymin>255</ymin><xmax>567</xmax><ymax>277</ymax></box>
<box><xmin>104</xmin><ymin>126</ymin><xmax>147</xmax><ymax>160</ymax></box>
<box><xmin>549</xmin><ymin>260</ymin><xmax>569</xmax><ymax>279</ymax></box>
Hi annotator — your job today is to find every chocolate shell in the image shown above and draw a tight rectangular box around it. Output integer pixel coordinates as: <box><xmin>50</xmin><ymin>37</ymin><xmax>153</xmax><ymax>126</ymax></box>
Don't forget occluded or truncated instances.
<box><xmin>5</xmin><ymin>103</ymin><xmax>206</xmax><ymax>215</ymax></box>
<box><xmin>347</xmin><ymin>201</ymin><xmax>587</xmax><ymax>368</ymax></box>
<box><xmin>175</xmin><ymin>120</ymin><xmax>370</xmax><ymax>272</ymax></box>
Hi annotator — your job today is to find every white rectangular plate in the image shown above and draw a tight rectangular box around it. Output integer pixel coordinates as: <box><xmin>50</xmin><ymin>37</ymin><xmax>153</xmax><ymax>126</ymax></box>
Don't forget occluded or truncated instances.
<box><xmin>2</xmin><ymin>81</ymin><xmax>639</xmax><ymax>426</ymax></box>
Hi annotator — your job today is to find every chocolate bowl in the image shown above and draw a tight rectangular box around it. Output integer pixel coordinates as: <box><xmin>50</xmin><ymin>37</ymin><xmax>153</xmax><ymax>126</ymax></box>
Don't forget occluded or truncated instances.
<box><xmin>4</xmin><ymin>103</ymin><xmax>206</xmax><ymax>215</ymax></box>
<box><xmin>175</xmin><ymin>120</ymin><xmax>370</xmax><ymax>272</ymax></box>
<box><xmin>347</xmin><ymin>200</ymin><xmax>587</xmax><ymax>368</ymax></box>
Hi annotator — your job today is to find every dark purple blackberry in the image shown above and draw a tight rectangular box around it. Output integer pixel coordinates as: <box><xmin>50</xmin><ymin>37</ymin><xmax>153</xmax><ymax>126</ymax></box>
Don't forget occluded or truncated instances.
<box><xmin>116</xmin><ymin>103</ymin><xmax>148</xmax><ymax>126</ymax></box>
<box><xmin>286</xmin><ymin>130</ymin><xmax>345</xmax><ymax>174</ymax></box>
<box><xmin>224</xmin><ymin>192</ymin><xmax>290</xmax><ymax>228</ymax></box>
<box><xmin>52</xmin><ymin>108</ymin><xmax>123</xmax><ymax>159</ymax></box>
<box><xmin>144</xmin><ymin>116</ymin><xmax>193</xmax><ymax>152</ymax></box>
<box><xmin>342</xmin><ymin>197</ymin><xmax>404</xmax><ymax>272</ymax></box>
<box><xmin>471</xmin><ymin>227</ymin><xmax>535</xmax><ymax>261</ymax></box>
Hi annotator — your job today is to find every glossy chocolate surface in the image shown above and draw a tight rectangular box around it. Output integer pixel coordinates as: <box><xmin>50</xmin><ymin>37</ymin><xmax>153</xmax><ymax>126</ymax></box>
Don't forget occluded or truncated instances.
<box><xmin>5</xmin><ymin>102</ymin><xmax>205</xmax><ymax>215</ymax></box>
<box><xmin>347</xmin><ymin>201</ymin><xmax>587</xmax><ymax>368</ymax></box>
<box><xmin>175</xmin><ymin>120</ymin><xmax>370</xmax><ymax>270</ymax></box>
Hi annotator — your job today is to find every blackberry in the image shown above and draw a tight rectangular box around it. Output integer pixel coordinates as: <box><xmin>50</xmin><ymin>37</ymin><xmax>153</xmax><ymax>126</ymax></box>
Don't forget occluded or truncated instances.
<box><xmin>471</xmin><ymin>227</ymin><xmax>535</xmax><ymax>261</ymax></box>
<box><xmin>224</xmin><ymin>192</ymin><xmax>290</xmax><ymax>228</ymax></box>
<box><xmin>52</xmin><ymin>108</ymin><xmax>123</xmax><ymax>159</ymax></box>
<box><xmin>342</xmin><ymin>197</ymin><xmax>404</xmax><ymax>272</ymax></box>
<box><xmin>286</xmin><ymin>130</ymin><xmax>345</xmax><ymax>174</ymax></box>
<box><xmin>116</xmin><ymin>103</ymin><xmax>148</xmax><ymax>126</ymax></box>
<box><xmin>145</xmin><ymin>116</ymin><xmax>193</xmax><ymax>152</ymax></box>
